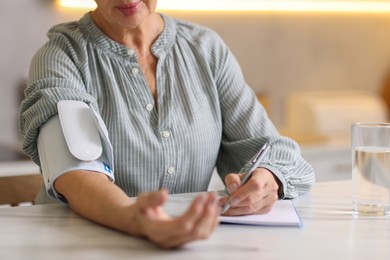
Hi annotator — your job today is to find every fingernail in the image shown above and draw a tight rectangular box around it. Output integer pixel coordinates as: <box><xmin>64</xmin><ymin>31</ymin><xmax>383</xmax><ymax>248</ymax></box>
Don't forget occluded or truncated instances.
<box><xmin>228</xmin><ymin>183</ymin><xmax>237</xmax><ymax>194</ymax></box>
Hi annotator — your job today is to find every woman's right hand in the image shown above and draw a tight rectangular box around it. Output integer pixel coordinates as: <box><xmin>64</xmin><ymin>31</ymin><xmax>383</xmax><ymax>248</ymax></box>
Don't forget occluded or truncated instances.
<box><xmin>54</xmin><ymin>171</ymin><xmax>219</xmax><ymax>249</ymax></box>
<box><xmin>129</xmin><ymin>190</ymin><xmax>220</xmax><ymax>249</ymax></box>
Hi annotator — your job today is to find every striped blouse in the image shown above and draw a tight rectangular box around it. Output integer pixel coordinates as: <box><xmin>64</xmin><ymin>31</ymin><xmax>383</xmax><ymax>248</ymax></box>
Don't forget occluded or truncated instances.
<box><xmin>19</xmin><ymin>12</ymin><xmax>315</xmax><ymax>199</ymax></box>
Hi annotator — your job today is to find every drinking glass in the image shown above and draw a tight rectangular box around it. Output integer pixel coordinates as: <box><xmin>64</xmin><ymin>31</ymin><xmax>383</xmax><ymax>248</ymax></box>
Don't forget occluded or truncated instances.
<box><xmin>352</xmin><ymin>122</ymin><xmax>390</xmax><ymax>216</ymax></box>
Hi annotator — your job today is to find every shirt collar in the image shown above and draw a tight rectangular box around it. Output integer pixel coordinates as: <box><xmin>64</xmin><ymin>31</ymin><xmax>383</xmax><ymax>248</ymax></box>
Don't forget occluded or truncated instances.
<box><xmin>79</xmin><ymin>12</ymin><xmax>176</xmax><ymax>59</ymax></box>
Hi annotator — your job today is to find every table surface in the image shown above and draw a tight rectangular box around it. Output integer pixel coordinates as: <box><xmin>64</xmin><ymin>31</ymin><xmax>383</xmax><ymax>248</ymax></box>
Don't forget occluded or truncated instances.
<box><xmin>1</xmin><ymin>180</ymin><xmax>389</xmax><ymax>259</ymax></box>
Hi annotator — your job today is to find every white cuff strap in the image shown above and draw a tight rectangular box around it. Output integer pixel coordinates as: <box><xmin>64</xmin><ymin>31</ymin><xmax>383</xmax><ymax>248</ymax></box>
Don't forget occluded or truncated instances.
<box><xmin>37</xmin><ymin>101</ymin><xmax>114</xmax><ymax>202</ymax></box>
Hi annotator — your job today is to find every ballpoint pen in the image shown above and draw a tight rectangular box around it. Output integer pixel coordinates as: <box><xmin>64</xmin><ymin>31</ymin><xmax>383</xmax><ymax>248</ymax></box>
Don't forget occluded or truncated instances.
<box><xmin>221</xmin><ymin>142</ymin><xmax>271</xmax><ymax>214</ymax></box>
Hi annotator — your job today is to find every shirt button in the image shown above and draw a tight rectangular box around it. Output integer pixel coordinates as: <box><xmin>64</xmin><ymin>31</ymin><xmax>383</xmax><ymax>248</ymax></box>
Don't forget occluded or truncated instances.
<box><xmin>127</xmin><ymin>48</ymin><xmax>135</xmax><ymax>55</ymax></box>
<box><xmin>131</xmin><ymin>67</ymin><xmax>139</xmax><ymax>75</ymax></box>
<box><xmin>161</xmin><ymin>130</ymin><xmax>171</xmax><ymax>138</ymax></box>
<box><xmin>167</xmin><ymin>167</ymin><xmax>175</xmax><ymax>175</ymax></box>
<box><xmin>146</xmin><ymin>104</ymin><xmax>153</xmax><ymax>111</ymax></box>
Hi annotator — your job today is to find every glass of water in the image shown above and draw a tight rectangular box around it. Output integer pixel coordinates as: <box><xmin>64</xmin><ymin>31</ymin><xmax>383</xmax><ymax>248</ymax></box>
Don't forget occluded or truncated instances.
<box><xmin>352</xmin><ymin>122</ymin><xmax>390</xmax><ymax>216</ymax></box>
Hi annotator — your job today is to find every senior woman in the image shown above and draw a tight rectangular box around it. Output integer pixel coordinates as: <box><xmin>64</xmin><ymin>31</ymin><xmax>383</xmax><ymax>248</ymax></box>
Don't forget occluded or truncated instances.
<box><xmin>19</xmin><ymin>0</ymin><xmax>315</xmax><ymax>249</ymax></box>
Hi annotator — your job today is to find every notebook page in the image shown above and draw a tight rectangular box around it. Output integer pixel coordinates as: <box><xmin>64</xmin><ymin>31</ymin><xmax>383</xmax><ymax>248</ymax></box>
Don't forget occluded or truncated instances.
<box><xmin>219</xmin><ymin>200</ymin><xmax>302</xmax><ymax>227</ymax></box>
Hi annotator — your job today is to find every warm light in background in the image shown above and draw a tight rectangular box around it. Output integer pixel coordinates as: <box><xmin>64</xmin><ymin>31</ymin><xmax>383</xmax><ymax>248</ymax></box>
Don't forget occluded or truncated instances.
<box><xmin>57</xmin><ymin>0</ymin><xmax>390</xmax><ymax>13</ymax></box>
<box><xmin>59</xmin><ymin>0</ymin><xmax>96</xmax><ymax>9</ymax></box>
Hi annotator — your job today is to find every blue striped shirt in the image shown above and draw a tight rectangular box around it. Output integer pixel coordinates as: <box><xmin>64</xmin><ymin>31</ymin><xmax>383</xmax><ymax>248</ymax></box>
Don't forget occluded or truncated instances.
<box><xmin>19</xmin><ymin>13</ymin><xmax>315</xmax><ymax>199</ymax></box>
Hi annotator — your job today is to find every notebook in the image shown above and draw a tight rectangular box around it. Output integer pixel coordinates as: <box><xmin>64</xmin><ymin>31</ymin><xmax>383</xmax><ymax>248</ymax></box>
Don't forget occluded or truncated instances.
<box><xmin>164</xmin><ymin>192</ymin><xmax>302</xmax><ymax>227</ymax></box>
<box><xmin>219</xmin><ymin>200</ymin><xmax>302</xmax><ymax>227</ymax></box>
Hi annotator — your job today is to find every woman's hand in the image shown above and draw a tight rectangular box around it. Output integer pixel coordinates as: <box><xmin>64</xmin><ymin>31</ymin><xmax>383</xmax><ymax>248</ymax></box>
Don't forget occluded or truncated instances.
<box><xmin>221</xmin><ymin>168</ymin><xmax>280</xmax><ymax>216</ymax></box>
<box><xmin>130</xmin><ymin>190</ymin><xmax>220</xmax><ymax>249</ymax></box>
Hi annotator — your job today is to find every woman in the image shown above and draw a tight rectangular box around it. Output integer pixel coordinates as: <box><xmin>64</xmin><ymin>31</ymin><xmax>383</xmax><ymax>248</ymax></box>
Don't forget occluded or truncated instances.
<box><xmin>19</xmin><ymin>0</ymin><xmax>315</xmax><ymax>249</ymax></box>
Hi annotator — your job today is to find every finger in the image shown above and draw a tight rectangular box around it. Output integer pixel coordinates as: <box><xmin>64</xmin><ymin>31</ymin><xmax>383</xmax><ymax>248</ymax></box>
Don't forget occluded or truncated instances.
<box><xmin>224</xmin><ymin>173</ymin><xmax>243</xmax><ymax>194</ymax></box>
<box><xmin>163</xmin><ymin>193</ymin><xmax>220</xmax><ymax>248</ymax></box>
<box><xmin>168</xmin><ymin>193</ymin><xmax>219</xmax><ymax>239</ymax></box>
<box><xmin>218</xmin><ymin>196</ymin><xmax>227</xmax><ymax>208</ymax></box>
<box><xmin>229</xmin><ymin>169</ymin><xmax>278</xmax><ymax>207</ymax></box>
<box><xmin>146</xmin><ymin>194</ymin><xmax>209</xmax><ymax>248</ymax></box>
<box><xmin>223</xmin><ymin>169</ymin><xmax>279</xmax><ymax>216</ymax></box>
<box><xmin>224</xmin><ymin>170</ymin><xmax>268</xmax><ymax>206</ymax></box>
<box><xmin>190</xmin><ymin>193</ymin><xmax>220</xmax><ymax>238</ymax></box>
<box><xmin>136</xmin><ymin>189</ymin><xmax>168</xmax><ymax>211</ymax></box>
<box><xmin>145</xmin><ymin>193</ymin><xmax>221</xmax><ymax>249</ymax></box>
<box><xmin>224</xmin><ymin>192</ymin><xmax>278</xmax><ymax>216</ymax></box>
<box><xmin>174</xmin><ymin>194</ymin><xmax>208</xmax><ymax>231</ymax></box>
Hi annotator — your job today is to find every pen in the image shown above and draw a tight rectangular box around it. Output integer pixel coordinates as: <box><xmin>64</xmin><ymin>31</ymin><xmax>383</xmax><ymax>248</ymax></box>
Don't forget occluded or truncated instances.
<box><xmin>221</xmin><ymin>142</ymin><xmax>271</xmax><ymax>214</ymax></box>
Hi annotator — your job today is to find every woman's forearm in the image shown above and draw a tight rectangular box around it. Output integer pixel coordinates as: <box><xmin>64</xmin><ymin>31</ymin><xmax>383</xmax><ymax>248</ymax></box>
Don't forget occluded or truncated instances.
<box><xmin>54</xmin><ymin>170</ymin><xmax>139</xmax><ymax>236</ymax></box>
<box><xmin>53</xmin><ymin>170</ymin><xmax>220</xmax><ymax>249</ymax></box>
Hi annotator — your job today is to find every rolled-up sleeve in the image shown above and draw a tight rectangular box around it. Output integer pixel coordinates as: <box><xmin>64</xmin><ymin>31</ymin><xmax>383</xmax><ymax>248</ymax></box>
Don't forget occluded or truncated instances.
<box><xmin>19</xmin><ymin>33</ymin><xmax>98</xmax><ymax>166</ymax></box>
<box><xmin>213</xmin><ymin>37</ymin><xmax>315</xmax><ymax>198</ymax></box>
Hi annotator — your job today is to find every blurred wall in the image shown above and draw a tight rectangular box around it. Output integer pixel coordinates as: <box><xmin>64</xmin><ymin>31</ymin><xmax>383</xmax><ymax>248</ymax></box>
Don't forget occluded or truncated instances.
<box><xmin>0</xmin><ymin>0</ymin><xmax>81</xmax><ymax>148</ymax></box>
<box><xmin>2</xmin><ymin>1</ymin><xmax>390</xmax><ymax>149</ymax></box>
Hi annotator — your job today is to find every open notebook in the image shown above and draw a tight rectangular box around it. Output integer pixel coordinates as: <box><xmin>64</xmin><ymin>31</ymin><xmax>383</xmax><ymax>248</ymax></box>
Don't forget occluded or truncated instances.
<box><xmin>164</xmin><ymin>192</ymin><xmax>302</xmax><ymax>227</ymax></box>
<box><xmin>219</xmin><ymin>200</ymin><xmax>302</xmax><ymax>227</ymax></box>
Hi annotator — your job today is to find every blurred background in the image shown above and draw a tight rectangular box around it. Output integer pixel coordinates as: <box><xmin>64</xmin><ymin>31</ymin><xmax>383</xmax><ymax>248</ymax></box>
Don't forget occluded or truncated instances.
<box><xmin>2</xmin><ymin>0</ymin><xmax>390</xmax><ymax>198</ymax></box>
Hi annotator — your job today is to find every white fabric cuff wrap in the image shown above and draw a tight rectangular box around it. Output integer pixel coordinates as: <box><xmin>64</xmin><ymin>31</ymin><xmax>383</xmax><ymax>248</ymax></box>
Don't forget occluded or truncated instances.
<box><xmin>37</xmin><ymin>102</ymin><xmax>114</xmax><ymax>202</ymax></box>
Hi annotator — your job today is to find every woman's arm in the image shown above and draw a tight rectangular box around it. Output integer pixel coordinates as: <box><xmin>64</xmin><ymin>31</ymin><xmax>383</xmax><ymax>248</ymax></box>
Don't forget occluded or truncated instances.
<box><xmin>210</xmin><ymin>36</ymin><xmax>315</xmax><ymax>198</ymax></box>
<box><xmin>202</xmin><ymin>31</ymin><xmax>314</xmax><ymax>215</ymax></box>
<box><xmin>54</xmin><ymin>170</ymin><xmax>220</xmax><ymax>249</ymax></box>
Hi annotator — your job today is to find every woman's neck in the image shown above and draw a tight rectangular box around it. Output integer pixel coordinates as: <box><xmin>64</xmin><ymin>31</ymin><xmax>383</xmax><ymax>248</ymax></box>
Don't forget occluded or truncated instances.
<box><xmin>91</xmin><ymin>11</ymin><xmax>164</xmax><ymax>56</ymax></box>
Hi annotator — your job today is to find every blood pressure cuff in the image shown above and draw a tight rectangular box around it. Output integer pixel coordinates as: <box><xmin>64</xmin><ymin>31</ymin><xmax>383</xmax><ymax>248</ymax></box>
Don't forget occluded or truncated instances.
<box><xmin>37</xmin><ymin>101</ymin><xmax>115</xmax><ymax>202</ymax></box>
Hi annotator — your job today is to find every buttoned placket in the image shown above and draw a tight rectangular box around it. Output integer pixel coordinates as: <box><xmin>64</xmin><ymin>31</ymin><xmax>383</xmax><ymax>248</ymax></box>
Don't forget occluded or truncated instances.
<box><xmin>155</xmin><ymin>57</ymin><xmax>178</xmax><ymax>191</ymax></box>
<box><xmin>126</xmin><ymin>47</ymin><xmax>178</xmax><ymax>192</ymax></box>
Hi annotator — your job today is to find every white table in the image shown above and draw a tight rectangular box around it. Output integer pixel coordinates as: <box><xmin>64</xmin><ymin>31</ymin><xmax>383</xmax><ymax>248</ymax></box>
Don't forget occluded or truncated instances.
<box><xmin>0</xmin><ymin>180</ymin><xmax>389</xmax><ymax>259</ymax></box>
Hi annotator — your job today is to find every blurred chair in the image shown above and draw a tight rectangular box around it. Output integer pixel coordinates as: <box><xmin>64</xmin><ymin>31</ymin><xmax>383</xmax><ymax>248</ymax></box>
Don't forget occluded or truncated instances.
<box><xmin>0</xmin><ymin>174</ymin><xmax>43</xmax><ymax>206</ymax></box>
<box><xmin>0</xmin><ymin>145</ymin><xmax>42</xmax><ymax>206</ymax></box>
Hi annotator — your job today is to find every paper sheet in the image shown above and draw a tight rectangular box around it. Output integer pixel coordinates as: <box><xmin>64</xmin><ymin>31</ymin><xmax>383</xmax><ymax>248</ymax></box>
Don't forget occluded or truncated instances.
<box><xmin>164</xmin><ymin>192</ymin><xmax>302</xmax><ymax>227</ymax></box>
<box><xmin>219</xmin><ymin>200</ymin><xmax>302</xmax><ymax>227</ymax></box>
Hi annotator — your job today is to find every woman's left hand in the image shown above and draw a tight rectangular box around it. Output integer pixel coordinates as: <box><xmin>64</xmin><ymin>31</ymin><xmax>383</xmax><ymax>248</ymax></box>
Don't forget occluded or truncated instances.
<box><xmin>221</xmin><ymin>168</ymin><xmax>280</xmax><ymax>216</ymax></box>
